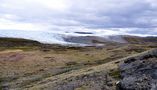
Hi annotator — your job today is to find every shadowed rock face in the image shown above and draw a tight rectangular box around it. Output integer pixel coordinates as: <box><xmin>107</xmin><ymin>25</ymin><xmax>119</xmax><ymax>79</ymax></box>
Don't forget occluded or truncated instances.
<box><xmin>118</xmin><ymin>49</ymin><xmax>157</xmax><ymax>90</ymax></box>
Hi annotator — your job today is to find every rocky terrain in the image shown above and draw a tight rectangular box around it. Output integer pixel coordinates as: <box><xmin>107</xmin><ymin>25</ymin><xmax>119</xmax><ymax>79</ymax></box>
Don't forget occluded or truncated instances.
<box><xmin>0</xmin><ymin>36</ymin><xmax>157</xmax><ymax>90</ymax></box>
<box><xmin>118</xmin><ymin>49</ymin><xmax>157</xmax><ymax>90</ymax></box>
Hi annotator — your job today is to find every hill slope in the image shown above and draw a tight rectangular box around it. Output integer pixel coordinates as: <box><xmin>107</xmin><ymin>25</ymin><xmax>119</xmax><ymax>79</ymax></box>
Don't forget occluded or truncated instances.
<box><xmin>0</xmin><ymin>37</ymin><xmax>157</xmax><ymax>90</ymax></box>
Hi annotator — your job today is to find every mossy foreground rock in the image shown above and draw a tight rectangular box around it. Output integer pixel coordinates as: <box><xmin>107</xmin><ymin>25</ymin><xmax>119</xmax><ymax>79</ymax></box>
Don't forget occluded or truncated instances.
<box><xmin>117</xmin><ymin>49</ymin><xmax>157</xmax><ymax>90</ymax></box>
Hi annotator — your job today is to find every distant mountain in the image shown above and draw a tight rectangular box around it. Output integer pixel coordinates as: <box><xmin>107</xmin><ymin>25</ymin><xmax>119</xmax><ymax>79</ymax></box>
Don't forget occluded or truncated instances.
<box><xmin>62</xmin><ymin>35</ymin><xmax>125</xmax><ymax>46</ymax></box>
<box><xmin>63</xmin><ymin>35</ymin><xmax>157</xmax><ymax>45</ymax></box>
<box><xmin>0</xmin><ymin>37</ymin><xmax>41</xmax><ymax>47</ymax></box>
<box><xmin>0</xmin><ymin>30</ymin><xmax>157</xmax><ymax>46</ymax></box>
<box><xmin>122</xmin><ymin>35</ymin><xmax>157</xmax><ymax>44</ymax></box>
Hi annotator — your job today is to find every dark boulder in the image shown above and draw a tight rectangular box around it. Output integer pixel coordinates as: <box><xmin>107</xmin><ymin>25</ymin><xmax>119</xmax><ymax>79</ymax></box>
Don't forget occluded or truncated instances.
<box><xmin>117</xmin><ymin>49</ymin><xmax>157</xmax><ymax>90</ymax></box>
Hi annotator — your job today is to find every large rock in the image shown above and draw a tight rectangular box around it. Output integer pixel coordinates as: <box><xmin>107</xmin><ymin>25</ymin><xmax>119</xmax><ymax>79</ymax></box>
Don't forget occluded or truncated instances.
<box><xmin>117</xmin><ymin>49</ymin><xmax>157</xmax><ymax>90</ymax></box>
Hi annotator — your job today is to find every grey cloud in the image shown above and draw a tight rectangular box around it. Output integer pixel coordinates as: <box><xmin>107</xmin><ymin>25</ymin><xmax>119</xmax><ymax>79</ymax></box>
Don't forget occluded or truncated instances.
<box><xmin>0</xmin><ymin>0</ymin><xmax>157</xmax><ymax>35</ymax></box>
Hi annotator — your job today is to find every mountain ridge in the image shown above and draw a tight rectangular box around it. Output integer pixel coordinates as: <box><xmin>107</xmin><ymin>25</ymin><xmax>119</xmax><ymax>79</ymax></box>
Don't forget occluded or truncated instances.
<box><xmin>1</xmin><ymin>35</ymin><xmax>157</xmax><ymax>47</ymax></box>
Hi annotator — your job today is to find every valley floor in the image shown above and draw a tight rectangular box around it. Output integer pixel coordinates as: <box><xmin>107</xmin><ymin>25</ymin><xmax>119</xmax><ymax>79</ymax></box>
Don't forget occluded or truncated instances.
<box><xmin>0</xmin><ymin>42</ymin><xmax>156</xmax><ymax>90</ymax></box>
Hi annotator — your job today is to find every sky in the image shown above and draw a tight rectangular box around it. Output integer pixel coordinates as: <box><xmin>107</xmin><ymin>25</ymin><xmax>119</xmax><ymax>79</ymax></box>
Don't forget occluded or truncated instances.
<box><xmin>0</xmin><ymin>0</ymin><xmax>157</xmax><ymax>43</ymax></box>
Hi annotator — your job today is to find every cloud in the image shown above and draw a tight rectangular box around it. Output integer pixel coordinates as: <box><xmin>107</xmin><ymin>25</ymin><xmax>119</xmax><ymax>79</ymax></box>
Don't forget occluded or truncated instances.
<box><xmin>0</xmin><ymin>0</ymin><xmax>157</xmax><ymax>37</ymax></box>
<box><xmin>0</xmin><ymin>17</ymin><xmax>51</xmax><ymax>31</ymax></box>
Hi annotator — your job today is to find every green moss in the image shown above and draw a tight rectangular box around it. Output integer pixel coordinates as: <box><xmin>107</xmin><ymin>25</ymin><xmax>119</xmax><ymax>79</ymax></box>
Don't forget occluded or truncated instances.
<box><xmin>10</xmin><ymin>46</ymin><xmax>39</xmax><ymax>51</ymax></box>
<box><xmin>0</xmin><ymin>46</ymin><xmax>39</xmax><ymax>51</ymax></box>
<box><xmin>66</xmin><ymin>61</ymin><xmax>78</xmax><ymax>66</ymax></box>
<box><xmin>109</xmin><ymin>69</ymin><xmax>121</xmax><ymax>79</ymax></box>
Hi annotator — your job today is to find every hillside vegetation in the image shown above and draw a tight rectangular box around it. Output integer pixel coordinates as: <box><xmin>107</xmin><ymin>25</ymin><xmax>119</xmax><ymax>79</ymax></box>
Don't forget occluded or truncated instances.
<box><xmin>0</xmin><ymin>37</ymin><xmax>157</xmax><ymax>90</ymax></box>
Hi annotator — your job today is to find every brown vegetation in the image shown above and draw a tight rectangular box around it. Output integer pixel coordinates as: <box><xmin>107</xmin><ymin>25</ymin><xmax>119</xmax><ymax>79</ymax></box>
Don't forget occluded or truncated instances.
<box><xmin>0</xmin><ymin>37</ymin><xmax>156</xmax><ymax>90</ymax></box>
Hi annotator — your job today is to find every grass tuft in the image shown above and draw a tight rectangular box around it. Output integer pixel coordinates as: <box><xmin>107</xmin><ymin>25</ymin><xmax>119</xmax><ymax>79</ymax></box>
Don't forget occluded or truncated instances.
<box><xmin>109</xmin><ymin>69</ymin><xmax>121</xmax><ymax>79</ymax></box>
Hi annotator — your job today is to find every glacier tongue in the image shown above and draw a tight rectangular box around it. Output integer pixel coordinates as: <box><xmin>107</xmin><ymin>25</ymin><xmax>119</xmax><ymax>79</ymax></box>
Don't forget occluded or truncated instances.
<box><xmin>0</xmin><ymin>30</ymin><xmax>67</xmax><ymax>44</ymax></box>
<box><xmin>0</xmin><ymin>30</ymin><xmax>127</xmax><ymax>46</ymax></box>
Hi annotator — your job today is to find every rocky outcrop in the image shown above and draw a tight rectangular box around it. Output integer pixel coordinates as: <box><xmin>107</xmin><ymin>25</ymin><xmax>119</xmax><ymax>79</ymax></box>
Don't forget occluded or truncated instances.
<box><xmin>117</xmin><ymin>49</ymin><xmax>157</xmax><ymax>90</ymax></box>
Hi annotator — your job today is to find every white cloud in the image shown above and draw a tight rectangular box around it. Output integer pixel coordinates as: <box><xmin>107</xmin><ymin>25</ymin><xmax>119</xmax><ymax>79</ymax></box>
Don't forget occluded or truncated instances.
<box><xmin>0</xmin><ymin>0</ymin><xmax>156</xmax><ymax>44</ymax></box>
<box><xmin>0</xmin><ymin>18</ymin><xmax>49</xmax><ymax>31</ymax></box>
<box><xmin>35</xmin><ymin>0</ymin><xmax>69</xmax><ymax>11</ymax></box>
